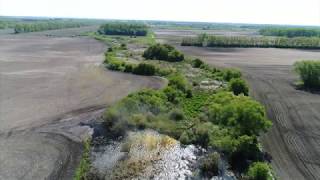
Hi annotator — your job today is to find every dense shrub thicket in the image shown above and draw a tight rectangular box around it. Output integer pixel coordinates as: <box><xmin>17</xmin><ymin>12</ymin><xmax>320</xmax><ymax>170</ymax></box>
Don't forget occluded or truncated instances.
<box><xmin>98</xmin><ymin>23</ymin><xmax>148</xmax><ymax>36</ymax></box>
<box><xmin>100</xmin><ymin>41</ymin><xmax>273</xmax><ymax>177</ymax></box>
<box><xmin>181</xmin><ymin>34</ymin><xmax>320</xmax><ymax>49</ymax></box>
<box><xmin>246</xmin><ymin>162</ymin><xmax>272</xmax><ymax>180</ymax></box>
<box><xmin>228</xmin><ymin>78</ymin><xmax>249</xmax><ymax>96</ymax></box>
<box><xmin>294</xmin><ymin>60</ymin><xmax>320</xmax><ymax>89</ymax></box>
<box><xmin>259</xmin><ymin>27</ymin><xmax>320</xmax><ymax>38</ymax></box>
<box><xmin>14</xmin><ymin>21</ymin><xmax>87</xmax><ymax>33</ymax></box>
<box><xmin>143</xmin><ymin>44</ymin><xmax>184</xmax><ymax>62</ymax></box>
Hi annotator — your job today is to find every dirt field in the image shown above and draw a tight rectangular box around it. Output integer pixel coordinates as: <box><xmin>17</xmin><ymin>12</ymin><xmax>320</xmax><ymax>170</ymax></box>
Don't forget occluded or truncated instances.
<box><xmin>0</xmin><ymin>32</ymin><xmax>164</xmax><ymax>179</ymax></box>
<box><xmin>155</xmin><ymin>28</ymin><xmax>320</xmax><ymax>180</ymax></box>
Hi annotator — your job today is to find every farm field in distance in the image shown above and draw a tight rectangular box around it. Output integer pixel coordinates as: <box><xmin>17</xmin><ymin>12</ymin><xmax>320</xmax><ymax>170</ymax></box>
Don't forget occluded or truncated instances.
<box><xmin>0</xmin><ymin>16</ymin><xmax>320</xmax><ymax>180</ymax></box>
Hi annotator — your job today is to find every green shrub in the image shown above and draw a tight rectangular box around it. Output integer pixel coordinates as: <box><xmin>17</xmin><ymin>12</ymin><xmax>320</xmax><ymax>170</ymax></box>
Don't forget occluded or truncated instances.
<box><xmin>124</xmin><ymin>63</ymin><xmax>134</xmax><ymax>73</ymax></box>
<box><xmin>207</xmin><ymin>92</ymin><xmax>272</xmax><ymax>136</ymax></box>
<box><xmin>168</xmin><ymin>73</ymin><xmax>189</xmax><ymax>92</ymax></box>
<box><xmin>98</xmin><ymin>23</ymin><xmax>148</xmax><ymax>36</ymax></box>
<box><xmin>294</xmin><ymin>60</ymin><xmax>320</xmax><ymax>89</ymax></box>
<box><xmin>229</xmin><ymin>135</ymin><xmax>262</xmax><ymax>172</ymax></box>
<box><xmin>163</xmin><ymin>86</ymin><xmax>183</xmax><ymax>104</ymax></box>
<box><xmin>228</xmin><ymin>78</ymin><xmax>249</xmax><ymax>96</ymax></box>
<box><xmin>143</xmin><ymin>43</ymin><xmax>184</xmax><ymax>62</ymax></box>
<box><xmin>247</xmin><ymin>162</ymin><xmax>272</xmax><ymax>180</ymax></box>
<box><xmin>223</xmin><ymin>68</ymin><xmax>242</xmax><ymax>81</ymax></box>
<box><xmin>200</xmin><ymin>152</ymin><xmax>221</xmax><ymax>177</ymax></box>
<box><xmin>132</xmin><ymin>63</ymin><xmax>156</xmax><ymax>76</ymax></box>
<box><xmin>192</xmin><ymin>58</ymin><xmax>204</xmax><ymax>68</ymax></box>
<box><xmin>169</xmin><ymin>109</ymin><xmax>185</xmax><ymax>121</ymax></box>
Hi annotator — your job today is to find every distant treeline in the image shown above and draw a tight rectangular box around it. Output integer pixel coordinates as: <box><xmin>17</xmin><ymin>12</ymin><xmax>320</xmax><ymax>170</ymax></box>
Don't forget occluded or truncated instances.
<box><xmin>259</xmin><ymin>27</ymin><xmax>320</xmax><ymax>38</ymax></box>
<box><xmin>14</xmin><ymin>21</ymin><xmax>89</xmax><ymax>33</ymax></box>
<box><xmin>181</xmin><ymin>34</ymin><xmax>320</xmax><ymax>49</ymax></box>
<box><xmin>98</xmin><ymin>23</ymin><xmax>148</xmax><ymax>36</ymax></box>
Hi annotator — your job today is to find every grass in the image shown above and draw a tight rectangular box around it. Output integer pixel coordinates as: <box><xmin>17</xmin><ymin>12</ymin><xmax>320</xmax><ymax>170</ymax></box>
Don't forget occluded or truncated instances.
<box><xmin>74</xmin><ymin>139</ymin><xmax>91</xmax><ymax>180</ymax></box>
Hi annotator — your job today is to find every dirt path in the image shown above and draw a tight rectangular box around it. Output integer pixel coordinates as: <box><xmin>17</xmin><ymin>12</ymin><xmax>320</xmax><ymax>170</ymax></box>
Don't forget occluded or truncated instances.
<box><xmin>176</xmin><ymin>46</ymin><xmax>320</xmax><ymax>180</ymax></box>
<box><xmin>0</xmin><ymin>34</ymin><xmax>164</xmax><ymax>179</ymax></box>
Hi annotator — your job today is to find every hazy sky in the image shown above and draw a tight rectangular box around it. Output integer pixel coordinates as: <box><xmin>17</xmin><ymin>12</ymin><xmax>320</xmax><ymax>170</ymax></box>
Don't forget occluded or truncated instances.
<box><xmin>1</xmin><ymin>0</ymin><xmax>320</xmax><ymax>25</ymax></box>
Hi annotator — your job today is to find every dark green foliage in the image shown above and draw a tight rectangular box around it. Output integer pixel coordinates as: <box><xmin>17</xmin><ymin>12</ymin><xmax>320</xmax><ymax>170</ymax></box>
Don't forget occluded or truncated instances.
<box><xmin>223</xmin><ymin>68</ymin><xmax>242</xmax><ymax>81</ymax></box>
<box><xmin>229</xmin><ymin>135</ymin><xmax>262</xmax><ymax>172</ymax></box>
<box><xmin>294</xmin><ymin>60</ymin><xmax>320</xmax><ymax>89</ymax></box>
<box><xmin>247</xmin><ymin>162</ymin><xmax>272</xmax><ymax>180</ymax></box>
<box><xmin>229</xmin><ymin>78</ymin><xmax>249</xmax><ymax>96</ymax></box>
<box><xmin>182</xmin><ymin>35</ymin><xmax>320</xmax><ymax>49</ymax></box>
<box><xmin>98</xmin><ymin>23</ymin><xmax>148</xmax><ymax>36</ymax></box>
<box><xmin>163</xmin><ymin>86</ymin><xmax>184</xmax><ymax>104</ymax></box>
<box><xmin>123</xmin><ymin>63</ymin><xmax>134</xmax><ymax>73</ymax></box>
<box><xmin>169</xmin><ymin>109</ymin><xmax>185</xmax><ymax>121</ymax></box>
<box><xmin>132</xmin><ymin>63</ymin><xmax>156</xmax><ymax>76</ymax></box>
<box><xmin>200</xmin><ymin>152</ymin><xmax>221</xmax><ymax>177</ymax></box>
<box><xmin>260</xmin><ymin>27</ymin><xmax>320</xmax><ymax>37</ymax></box>
<box><xmin>191</xmin><ymin>58</ymin><xmax>204</xmax><ymax>68</ymax></box>
<box><xmin>143</xmin><ymin>44</ymin><xmax>184</xmax><ymax>62</ymax></box>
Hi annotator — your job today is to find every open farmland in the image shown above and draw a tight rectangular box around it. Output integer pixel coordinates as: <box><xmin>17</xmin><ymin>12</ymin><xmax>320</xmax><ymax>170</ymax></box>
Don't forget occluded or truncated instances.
<box><xmin>154</xmin><ymin>29</ymin><xmax>320</xmax><ymax>180</ymax></box>
<box><xmin>0</xmin><ymin>29</ymin><xmax>164</xmax><ymax>179</ymax></box>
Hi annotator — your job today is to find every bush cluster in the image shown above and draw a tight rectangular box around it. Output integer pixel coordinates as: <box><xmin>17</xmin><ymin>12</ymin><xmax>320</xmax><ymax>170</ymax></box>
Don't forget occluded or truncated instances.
<box><xmin>246</xmin><ymin>162</ymin><xmax>272</xmax><ymax>180</ymax></box>
<box><xmin>259</xmin><ymin>27</ymin><xmax>320</xmax><ymax>38</ymax></box>
<box><xmin>182</xmin><ymin>34</ymin><xmax>320</xmax><ymax>49</ymax></box>
<box><xmin>228</xmin><ymin>78</ymin><xmax>249</xmax><ymax>96</ymax></box>
<box><xmin>294</xmin><ymin>60</ymin><xmax>320</xmax><ymax>89</ymax></box>
<box><xmin>143</xmin><ymin>44</ymin><xmax>184</xmax><ymax>62</ymax></box>
<box><xmin>14</xmin><ymin>21</ymin><xmax>86</xmax><ymax>33</ymax></box>
<box><xmin>98</xmin><ymin>23</ymin><xmax>148</xmax><ymax>36</ymax></box>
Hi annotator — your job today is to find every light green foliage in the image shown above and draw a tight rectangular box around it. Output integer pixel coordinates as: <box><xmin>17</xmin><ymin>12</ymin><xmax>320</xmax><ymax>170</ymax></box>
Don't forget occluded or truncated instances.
<box><xmin>74</xmin><ymin>139</ymin><xmax>91</xmax><ymax>180</ymax></box>
<box><xmin>207</xmin><ymin>92</ymin><xmax>272</xmax><ymax>136</ymax></box>
<box><xmin>247</xmin><ymin>162</ymin><xmax>272</xmax><ymax>180</ymax></box>
<box><xmin>181</xmin><ymin>91</ymin><xmax>211</xmax><ymax>118</ymax></box>
<box><xmin>228</xmin><ymin>78</ymin><xmax>249</xmax><ymax>96</ymax></box>
<box><xmin>294</xmin><ymin>60</ymin><xmax>320</xmax><ymax>89</ymax></box>
<box><xmin>260</xmin><ymin>27</ymin><xmax>320</xmax><ymax>37</ymax></box>
<box><xmin>14</xmin><ymin>20</ymin><xmax>90</xmax><ymax>33</ymax></box>
<box><xmin>182</xmin><ymin>34</ymin><xmax>320</xmax><ymax>49</ymax></box>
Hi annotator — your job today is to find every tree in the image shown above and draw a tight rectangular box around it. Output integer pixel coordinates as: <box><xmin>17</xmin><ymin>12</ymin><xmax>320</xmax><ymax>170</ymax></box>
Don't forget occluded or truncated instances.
<box><xmin>228</xmin><ymin>78</ymin><xmax>249</xmax><ymax>96</ymax></box>
<box><xmin>132</xmin><ymin>63</ymin><xmax>156</xmax><ymax>76</ymax></box>
<box><xmin>143</xmin><ymin>44</ymin><xmax>184</xmax><ymax>62</ymax></box>
<box><xmin>247</xmin><ymin>162</ymin><xmax>272</xmax><ymax>180</ymax></box>
<box><xmin>294</xmin><ymin>60</ymin><xmax>320</xmax><ymax>89</ymax></box>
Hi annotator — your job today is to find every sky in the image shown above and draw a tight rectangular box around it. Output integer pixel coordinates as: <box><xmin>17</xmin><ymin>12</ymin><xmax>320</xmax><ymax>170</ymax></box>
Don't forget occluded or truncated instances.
<box><xmin>0</xmin><ymin>0</ymin><xmax>320</xmax><ymax>26</ymax></box>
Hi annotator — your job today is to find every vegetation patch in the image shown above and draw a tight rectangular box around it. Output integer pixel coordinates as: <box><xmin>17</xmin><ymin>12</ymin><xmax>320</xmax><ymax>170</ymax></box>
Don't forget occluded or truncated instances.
<box><xmin>143</xmin><ymin>43</ymin><xmax>184</xmax><ymax>62</ymax></box>
<box><xmin>91</xmin><ymin>30</ymin><xmax>274</xmax><ymax>178</ymax></box>
<box><xmin>259</xmin><ymin>27</ymin><xmax>320</xmax><ymax>38</ymax></box>
<box><xmin>294</xmin><ymin>60</ymin><xmax>320</xmax><ymax>89</ymax></box>
<box><xmin>182</xmin><ymin>34</ymin><xmax>320</xmax><ymax>49</ymax></box>
<box><xmin>74</xmin><ymin>139</ymin><xmax>91</xmax><ymax>180</ymax></box>
<box><xmin>98</xmin><ymin>23</ymin><xmax>148</xmax><ymax>36</ymax></box>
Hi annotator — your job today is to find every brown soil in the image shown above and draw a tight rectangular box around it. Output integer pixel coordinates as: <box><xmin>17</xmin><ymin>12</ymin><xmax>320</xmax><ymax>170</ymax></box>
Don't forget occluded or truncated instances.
<box><xmin>0</xmin><ymin>31</ymin><xmax>164</xmax><ymax>179</ymax></box>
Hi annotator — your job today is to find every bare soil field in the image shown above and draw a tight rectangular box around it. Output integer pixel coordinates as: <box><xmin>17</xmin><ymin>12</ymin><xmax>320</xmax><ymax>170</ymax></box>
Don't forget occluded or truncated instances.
<box><xmin>155</xmin><ymin>29</ymin><xmax>320</xmax><ymax>180</ymax></box>
<box><xmin>0</xmin><ymin>32</ymin><xmax>164</xmax><ymax>179</ymax></box>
